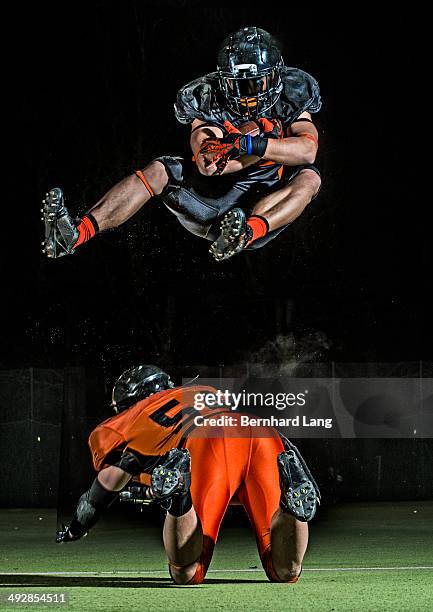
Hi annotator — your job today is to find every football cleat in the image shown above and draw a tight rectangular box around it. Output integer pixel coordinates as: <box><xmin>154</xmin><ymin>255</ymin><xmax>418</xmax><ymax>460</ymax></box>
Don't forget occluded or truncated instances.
<box><xmin>42</xmin><ymin>187</ymin><xmax>79</xmax><ymax>258</ymax></box>
<box><xmin>150</xmin><ymin>448</ymin><xmax>191</xmax><ymax>500</ymax></box>
<box><xmin>209</xmin><ymin>207</ymin><xmax>252</xmax><ymax>262</ymax></box>
<box><xmin>278</xmin><ymin>437</ymin><xmax>321</xmax><ymax>522</ymax></box>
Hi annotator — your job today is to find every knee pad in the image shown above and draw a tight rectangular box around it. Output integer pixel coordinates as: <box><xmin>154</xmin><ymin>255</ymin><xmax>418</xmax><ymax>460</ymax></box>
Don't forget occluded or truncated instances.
<box><xmin>154</xmin><ymin>156</ymin><xmax>185</xmax><ymax>191</ymax></box>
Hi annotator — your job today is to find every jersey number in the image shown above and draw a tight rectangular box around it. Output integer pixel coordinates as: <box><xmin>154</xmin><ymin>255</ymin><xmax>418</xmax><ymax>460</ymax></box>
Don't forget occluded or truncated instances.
<box><xmin>149</xmin><ymin>399</ymin><xmax>195</xmax><ymax>428</ymax></box>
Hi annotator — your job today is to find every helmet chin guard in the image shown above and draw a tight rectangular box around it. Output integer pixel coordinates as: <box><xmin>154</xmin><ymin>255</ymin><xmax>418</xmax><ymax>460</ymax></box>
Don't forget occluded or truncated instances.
<box><xmin>111</xmin><ymin>365</ymin><xmax>174</xmax><ymax>413</ymax></box>
<box><xmin>217</xmin><ymin>27</ymin><xmax>283</xmax><ymax>118</ymax></box>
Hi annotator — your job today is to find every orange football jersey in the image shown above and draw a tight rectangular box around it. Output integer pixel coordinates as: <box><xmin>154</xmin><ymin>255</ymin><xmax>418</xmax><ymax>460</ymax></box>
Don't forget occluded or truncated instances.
<box><xmin>88</xmin><ymin>385</ymin><xmax>225</xmax><ymax>473</ymax></box>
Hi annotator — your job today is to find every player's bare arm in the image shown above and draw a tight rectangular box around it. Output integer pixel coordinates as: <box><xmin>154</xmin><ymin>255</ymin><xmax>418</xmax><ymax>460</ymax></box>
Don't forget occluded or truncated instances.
<box><xmin>199</xmin><ymin>112</ymin><xmax>318</xmax><ymax>171</ymax></box>
<box><xmin>56</xmin><ymin>466</ymin><xmax>132</xmax><ymax>542</ymax></box>
<box><xmin>262</xmin><ymin>112</ymin><xmax>318</xmax><ymax>165</ymax></box>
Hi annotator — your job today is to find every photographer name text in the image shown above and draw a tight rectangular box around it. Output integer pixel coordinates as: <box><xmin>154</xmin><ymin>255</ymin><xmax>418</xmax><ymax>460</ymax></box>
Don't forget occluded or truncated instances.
<box><xmin>193</xmin><ymin>414</ymin><xmax>333</xmax><ymax>429</ymax></box>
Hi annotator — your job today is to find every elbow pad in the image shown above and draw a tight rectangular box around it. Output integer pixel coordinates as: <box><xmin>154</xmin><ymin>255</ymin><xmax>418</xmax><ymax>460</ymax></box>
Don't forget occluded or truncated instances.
<box><xmin>69</xmin><ymin>478</ymin><xmax>118</xmax><ymax>537</ymax></box>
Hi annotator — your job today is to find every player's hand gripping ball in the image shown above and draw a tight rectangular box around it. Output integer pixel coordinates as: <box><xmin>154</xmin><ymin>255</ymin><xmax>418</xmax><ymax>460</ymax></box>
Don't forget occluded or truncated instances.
<box><xmin>257</xmin><ymin>117</ymin><xmax>283</xmax><ymax>139</ymax></box>
<box><xmin>199</xmin><ymin>120</ymin><xmax>261</xmax><ymax>175</ymax></box>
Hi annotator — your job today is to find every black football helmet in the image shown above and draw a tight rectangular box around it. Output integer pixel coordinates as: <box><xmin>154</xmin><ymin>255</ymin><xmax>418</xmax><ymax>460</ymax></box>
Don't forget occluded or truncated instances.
<box><xmin>111</xmin><ymin>365</ymin><xmax>174</xmax><ymax>413</ymax></box>
<box><xmin>217</xmin><ymin>26</ymin><xmax>283</xmax><ymax>118</ymax></box>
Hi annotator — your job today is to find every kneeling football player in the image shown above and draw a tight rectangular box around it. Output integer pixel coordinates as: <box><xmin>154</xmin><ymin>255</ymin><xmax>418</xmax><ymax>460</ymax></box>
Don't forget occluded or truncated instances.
<box><xmin>43</xmin><ymin>27</ymin><xmax>321</xmax><ymax>263</ymax></box>
<box><xmin>57</xmin><ymin>364</ymin><xmax>320</xmax><ymax>584</ymax></box>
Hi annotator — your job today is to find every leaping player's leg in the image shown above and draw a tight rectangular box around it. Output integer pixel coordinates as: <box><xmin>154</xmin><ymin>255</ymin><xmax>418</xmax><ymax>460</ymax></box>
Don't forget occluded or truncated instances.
<box><xmin>209</xmin><ymin>167</ymin><xmax>321</xmax><ymax>261</ymax></box>
<box><xmin>248</xmin><ymin>167</ymin><xmax>321</xmax><ymax>246</ymax></box>
<box><xmin>88</xmin><ymin>161</ymin><xmax>168</xmax><ymax>230</ymax></box>
<box><xmin>42</xmin><ymin>160</ymin><xmax>168</xmax><ymax>258</ymax></box>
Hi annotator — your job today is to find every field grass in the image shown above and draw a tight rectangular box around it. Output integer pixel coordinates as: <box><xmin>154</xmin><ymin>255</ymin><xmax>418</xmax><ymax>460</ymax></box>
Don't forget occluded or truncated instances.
<box><xmin>1</xmin><ymin>502</ymin><xmax>432</xmax><ymax>611</ymax></box>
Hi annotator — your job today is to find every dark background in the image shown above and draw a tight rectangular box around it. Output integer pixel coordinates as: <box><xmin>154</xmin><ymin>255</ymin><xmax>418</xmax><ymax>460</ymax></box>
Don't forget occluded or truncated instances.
<box><xmin>1</xmin><ymin>2</ymin><xmax>431</xmax><ymax>508</ymax></box>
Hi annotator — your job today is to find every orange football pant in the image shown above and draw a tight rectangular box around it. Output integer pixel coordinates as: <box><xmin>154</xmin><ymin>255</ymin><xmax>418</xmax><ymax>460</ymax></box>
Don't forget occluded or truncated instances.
<box><xmin>182</xmin><ymin>428</ymin><xmax>285</xmax><ymax>583</ymax></box>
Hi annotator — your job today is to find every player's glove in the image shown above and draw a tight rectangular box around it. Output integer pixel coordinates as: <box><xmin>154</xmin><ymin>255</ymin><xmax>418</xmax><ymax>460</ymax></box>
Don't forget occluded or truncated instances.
<box><xmin>41</xmin><ymin>187</ymin><xmax>79</xmax><ymax>258</ymax></box>
<box><xmin>199</xmin><ymin>117</ymin><xmax>282</xmax><ymax>162</ymax></box>
<box><xmin>55</xmin><ymin>523</ymin><xmax>87</xmax><ymax>543</ymax></box>
<box><xmin>257</xmin><ymin>117</ymin><xmax>283</xmax><ymax>139</ymax></box>
<box><xmin>199</xmin><ymin>132</ymin><xmax>268</xmax><ymax>166</ymax></box>
<box><xmin>199</xmin><ymin>119</ymin><xmax>270</xmax><ymax>174</ymax></box>
<box><xmin>199</xmin><ymin>133</ymin><xmax>246</xmax><ymax>160</ymax></box>
<box><xmin>198</xmin><ymin>134</ymin><xmax>243</xmax><ymax>175</ymax></box>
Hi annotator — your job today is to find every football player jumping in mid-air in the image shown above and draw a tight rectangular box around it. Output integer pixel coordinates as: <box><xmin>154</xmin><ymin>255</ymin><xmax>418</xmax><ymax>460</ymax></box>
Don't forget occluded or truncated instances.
<box><xmin>43</xmin><ymin>27</ymin><xmax>321</xmax><ymax>262</ymax></box>
<box><xmin>56</xmin><ymin>365</ymin><xmax>320</xmax><ymax>585</ymax></box>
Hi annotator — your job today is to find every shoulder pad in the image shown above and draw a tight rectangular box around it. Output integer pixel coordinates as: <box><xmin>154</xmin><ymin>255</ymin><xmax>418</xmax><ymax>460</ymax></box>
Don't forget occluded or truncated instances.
<box><xmin>174</xmin><ymin>72</ymin><xmax>227</xmax><ymax>125</ymax></box>
<box><xmin>276</xmin><ymin>67</ymin><xmax>322</xmax><ymax>124</ymax></box>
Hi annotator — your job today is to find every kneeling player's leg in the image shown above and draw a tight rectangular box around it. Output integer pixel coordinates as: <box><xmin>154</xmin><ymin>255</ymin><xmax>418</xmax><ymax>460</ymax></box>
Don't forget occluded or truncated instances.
<box><xmin>143</xmin><ymin>448</ymin><xmax>200</xmax><ymax>585</ymax></box>
<box><xmin>164</xmin><ymin>506</ymin><xmax>204</xmax><ymax>585</ymax></box>
<box><xmin>268</xmin><ymin>509</ymin><xmax>308</xmax><ymax>582</ymax></box>
<box><xmin>168</xmin><ymin>437</ymin><xmax>236</xmax><ymax>585</ymax></box>
<box><xmin>238</xmin><ymin>435</ymin><xmax>308</xmax><ymax>583</ymax></box>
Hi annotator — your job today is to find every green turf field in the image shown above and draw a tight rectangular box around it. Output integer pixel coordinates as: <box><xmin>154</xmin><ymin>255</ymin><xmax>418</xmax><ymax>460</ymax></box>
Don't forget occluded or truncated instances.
<box><xmin>1</xmin><ymin>502</ymin><xmax>432</xmax><ymax>611</ymax></box>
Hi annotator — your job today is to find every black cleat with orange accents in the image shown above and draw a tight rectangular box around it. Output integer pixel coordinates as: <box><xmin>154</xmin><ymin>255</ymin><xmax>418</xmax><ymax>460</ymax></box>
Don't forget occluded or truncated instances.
<box><xmin>209</xmin><ymin>208</ymin><xmax>252</xmax><ymax>262</ymax></box>
<box><xmin>42</xmin><ymin>188</ymin><xmax>79</xmax><ymax>258</ymax></box>
<box><xmin>42</xmin><ymin>187</ymin><xmax>98</xmax><ymax>258</ymax></box>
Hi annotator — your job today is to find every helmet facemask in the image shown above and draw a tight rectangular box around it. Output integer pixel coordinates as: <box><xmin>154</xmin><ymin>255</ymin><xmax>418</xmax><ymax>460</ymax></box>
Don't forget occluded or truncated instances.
<box><xmin>220</xmin><ymin>64</ymin><xmax>283</xmax><ymax>118</ymax></box>
<box><xmin>217</xmin><ymin>27</ymin><xmax>284</xmax><ymax>119</ymax></box>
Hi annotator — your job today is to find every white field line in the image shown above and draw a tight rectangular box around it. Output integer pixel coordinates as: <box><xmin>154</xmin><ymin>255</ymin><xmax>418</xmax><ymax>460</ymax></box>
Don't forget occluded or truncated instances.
<box><xmin>0</xmin><ymin>566</ymin><xmax>433</xmax><ymax>576</ymax></box>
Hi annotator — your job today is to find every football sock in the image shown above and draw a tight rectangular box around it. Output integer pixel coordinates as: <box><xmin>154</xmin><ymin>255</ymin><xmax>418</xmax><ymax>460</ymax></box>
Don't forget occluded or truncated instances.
<box><xmin>246</xmin><ymin>215</ymin><xmax>269</xmax><ymax>245</ymax></box>
<box><xmin>73</xmin><ymin>214</ymin><xmax>99</xmax><ymax>248</ymax></box>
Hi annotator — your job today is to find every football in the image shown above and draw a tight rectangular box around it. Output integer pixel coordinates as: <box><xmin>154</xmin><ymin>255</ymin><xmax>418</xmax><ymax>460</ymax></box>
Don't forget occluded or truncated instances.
<box><xmin>238</xmin><ymin>120</ymin><xmax>260</xmax><ymax>137</ymax></box>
